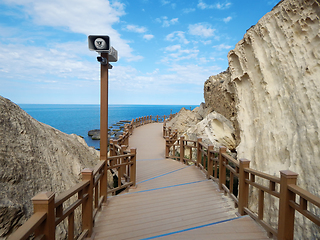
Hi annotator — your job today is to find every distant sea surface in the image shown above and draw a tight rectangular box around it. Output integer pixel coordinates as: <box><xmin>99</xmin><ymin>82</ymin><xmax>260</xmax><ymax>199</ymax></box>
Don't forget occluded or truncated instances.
<box><xmin>20</xmin><ymin>104</ymin><xmax>198</xmax><ymax>149</ymax></box>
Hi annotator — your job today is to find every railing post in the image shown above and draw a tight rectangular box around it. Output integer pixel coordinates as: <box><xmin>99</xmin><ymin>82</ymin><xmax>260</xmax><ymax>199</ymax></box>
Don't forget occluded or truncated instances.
<box><xmin>238</xmin><ymin>159</ymin><xmax>250</xmax><ymax>215</ymax></box>
<box><xmin>179</xmin><ymin>136</ymin><xmax>185</xmax><ymax>163</ymax></box>
<box><xmin>219</xmin><ymin>146</ymin><xmax>227</xmax><ymax>191</ymax></box>
<box><xmin>81</xmin><ymin>168</ymin><xmax>94</xmax><ymax>236</ymax></box>
<box><xmin>31</xmin><ymin>191</ymin><xmax>55</xmax><ymax>240</ymax></box>
<box><xmin>126</xmin><ymin>131</ymin><xmax>129</xmax><ymax>146</ymax></box>
<box><xmin>100</xmin><ymin>159</ymin><xmax>108</xmax><ymax>203</ymax></box>
<box><xmin>123</xmin><ymin>129</ymin><xmax>128</xmax><ymax>146</ymax></box>
<box><xmin>196</xmin><ymin>138</ymin><xmax>202</xmax><ymax>167</ymax></box>
<box><xmin>130</xmin><ymin>148</ymin><xmax>137</xmax><ymax>186</ymax></box>
<box><xmin>109</xmin><ymin>139</ymin><xmax>114</xmax><ymax>156</ymax></box>
<box><xmin>114</xmin><ymin>140</ymin><xmax>118</xmax><ymax>155</ymax></box>
<box><xmin>278</xmin><ymin>170</ymin><xmax>298</xmax><ymax>240</ymax></box>
<box><xmin>207</xmin><ymin>145</ymin><xmax>214</xmax><ymax>179</ymax></box>
<box><xmin>165</xmin><ymin>136</ymin><xmax>169</xmax><ymax>158</ymax></box>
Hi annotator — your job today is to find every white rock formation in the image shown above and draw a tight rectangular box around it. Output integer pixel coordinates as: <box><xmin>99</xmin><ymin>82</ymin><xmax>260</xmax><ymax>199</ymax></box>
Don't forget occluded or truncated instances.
<box><xmin>230</xmin><ymin>0</ymin><xmax>320</xmax><ymax>196</ymax></box>
<box><xmin>166</xmin><ymin>104</ymin><xmax>236</xmax><ymax>151</ymax></box>
<box><xmin>216</xmin><ymin>0</ymin><xmax>320</xmax><ymax>238</ymax></box>
<box><xmin>185</xmin><ymin>112</ymin><xmax>235</xmax><ymax>151</ymax></box>
<box><xmin>165</xmin><ymin>107</ymin><xmax>201</xmax><ymax>134</ymax></box>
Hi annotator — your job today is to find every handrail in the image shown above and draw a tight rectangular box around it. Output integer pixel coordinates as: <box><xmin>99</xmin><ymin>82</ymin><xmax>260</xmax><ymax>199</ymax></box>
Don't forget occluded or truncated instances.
<box><xmin>164</xmin><ymin>129</ymin><xmax>320</xmax><ymax>240</ymax></box>
<box><xmin>54</xmin><ymin>180</ymin><xmax>90</xmax><ymax>207</ymax></box>
<box><xmin>8</xmin><ymin>212</ymin><xmax>47</xmax><ymax>240</ymax></box>
<box><xmin>8</xmin><ymin>113</ymin><xmax>174</xmax><ymax>240</ymax></box>
<box><xmin>288</xmin><ymin>184</ymin><xmax>320</xmax><ymax>226</ymax></box>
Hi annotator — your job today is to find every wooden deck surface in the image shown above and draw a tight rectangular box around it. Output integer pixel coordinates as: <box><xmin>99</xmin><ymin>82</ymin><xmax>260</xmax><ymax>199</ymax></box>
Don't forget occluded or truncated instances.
<box><xmin>92</xmin><ymin>123</ymin><xmax>269</xmax><ymax>239</ymax></box>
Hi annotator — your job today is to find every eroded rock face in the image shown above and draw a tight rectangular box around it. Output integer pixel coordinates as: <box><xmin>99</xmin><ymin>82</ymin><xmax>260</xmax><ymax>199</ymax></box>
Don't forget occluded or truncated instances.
<box><xmin>0</xmin><ymin>96</ymin><xmax>100</xmax><ymax>238</ymax></box>
<box><xmin>185</xmin><ymin>112</ymin><xmax>236</xmax><ymax>151</ymax></box>
<box><xmin>166</xmin><ymin>104</ymin><xmax>236</xmax><ymax>151</ymax></box>
<box><xmin>165</xmin><ymin>107</ymin><xmax>201</xmax><ymax>135</ymax></box>
<box><xmin>203</xmin><ymin>69</ymin><xmax>240</xmax><ymax>145</ymax></box>
<box><xmin>204</xmin><ymin>0</ymin><xmax>320</xmax><ymax>238</ymax></box>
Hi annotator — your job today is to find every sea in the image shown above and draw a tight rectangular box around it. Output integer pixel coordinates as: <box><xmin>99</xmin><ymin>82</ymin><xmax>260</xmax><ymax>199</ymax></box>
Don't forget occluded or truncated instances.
<box><xmin>19</xmin><ymin>104</ymin><xmax>198</xmax><ymax>149</ymax></box>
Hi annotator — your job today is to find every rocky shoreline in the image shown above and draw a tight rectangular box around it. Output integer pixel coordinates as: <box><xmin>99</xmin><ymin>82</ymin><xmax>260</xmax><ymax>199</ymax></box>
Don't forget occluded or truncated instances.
<box><xmin>88</xmin><ymin>120</ymin><xmax>131</xmax><ymax>141</ymax></box>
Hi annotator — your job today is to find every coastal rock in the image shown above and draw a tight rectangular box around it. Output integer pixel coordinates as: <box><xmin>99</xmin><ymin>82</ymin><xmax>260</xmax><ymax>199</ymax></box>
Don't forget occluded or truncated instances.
<box><xmin>92</xmin><ymin>133</ymin><xmax>100</xmax><ymax>140</ymax></box>
<box><xmin>165</xmin><ymin>107</ymin><xmax>200</xmax><ymax>135</ymax></box>
<box><xmin>185</xmin><ymin>112</ymin><xmax>236</xmax><ymax>151</ymax></box>
<box><xmin>204</xmin><ymin>70</ymin><xmax>239</xmax><ymax>145</ymax></box>
<box><xmin>167</xmin><ymin>105</ymin><xmax>235</xmax><ymax>151</ymax></box>
<box><xmin>203</xmin><ymin>0</ymin><xmax>320</xmax><ymax>238</ymax></box>
<box><xmin>88</xmin><ymin>129</ymin><xmax>100</xmax><ymax>137</ymax></box>
<box><xmin>0</xmin><ymin>96</ymin><xmax>105</xmax><ymax>238</ymax></box>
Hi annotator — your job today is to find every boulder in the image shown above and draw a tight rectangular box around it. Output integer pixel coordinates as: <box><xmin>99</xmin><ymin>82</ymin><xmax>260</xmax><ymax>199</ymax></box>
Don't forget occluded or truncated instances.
<box><xmin>185</xmin><ymin>112</ymin><xmax>236</xmax><ymax>151</ymax></box>
<box><xmin>165</xmin><ymin>107</ymin><xmax>200</xmax><ymax>135</ymax></box>
<box><xmin>88</xmin><ymin>129</ymin><xmax>100</xmax><ymax>136</ymax></box>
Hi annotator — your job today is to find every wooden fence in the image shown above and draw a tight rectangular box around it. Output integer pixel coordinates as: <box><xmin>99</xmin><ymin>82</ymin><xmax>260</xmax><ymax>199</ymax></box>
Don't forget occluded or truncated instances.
<box><xmin>8</xmin><ymin>114</ymin><xmax>173</xmax><ymax>240</ymax></box>
<box><xmin>164</xmin><ymin>128</ymin><xmax>320</xmax><ymax>240</ymax></box>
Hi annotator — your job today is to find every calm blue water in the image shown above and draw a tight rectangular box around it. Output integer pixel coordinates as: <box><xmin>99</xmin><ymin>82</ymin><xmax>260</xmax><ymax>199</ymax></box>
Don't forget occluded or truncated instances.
<box><xmin>19</xmin><ymin>104</ymin><xmax>198</xmax><ymax>149</ymax></box>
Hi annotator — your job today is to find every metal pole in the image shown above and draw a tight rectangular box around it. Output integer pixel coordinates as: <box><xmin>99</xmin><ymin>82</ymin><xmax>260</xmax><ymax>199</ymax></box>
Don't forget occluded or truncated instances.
<box><xmin>100</xmin><ymin>53</ymin><xmax>109</xmax><ymax>160</ymax></box>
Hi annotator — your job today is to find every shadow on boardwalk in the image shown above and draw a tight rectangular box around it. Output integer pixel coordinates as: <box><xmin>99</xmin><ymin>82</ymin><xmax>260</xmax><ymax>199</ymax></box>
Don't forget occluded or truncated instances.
<box><xmin>93</xmin><ymin>123</ymin><xmax>269</xmax><ymax>239</ymax></box>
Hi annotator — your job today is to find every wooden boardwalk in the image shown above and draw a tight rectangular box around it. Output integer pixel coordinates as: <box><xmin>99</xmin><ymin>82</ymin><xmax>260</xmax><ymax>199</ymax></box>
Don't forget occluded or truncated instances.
<box><xmin>92</xmin><ymin>123</ymin><xmax>269</xmax><ymax>239</ymax></box>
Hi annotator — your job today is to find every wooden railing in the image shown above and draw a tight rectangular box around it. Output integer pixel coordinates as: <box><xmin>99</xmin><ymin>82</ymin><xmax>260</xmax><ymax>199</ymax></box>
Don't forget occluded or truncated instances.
<box><xmin>8</xmin><ymin>114</ymin><xmax>174</xmax><ymax>240</ymax></box>
<box><xmin>164</xmin><ymin>131</ymin><xmax>320</xmax><ymax>240</ymax></box>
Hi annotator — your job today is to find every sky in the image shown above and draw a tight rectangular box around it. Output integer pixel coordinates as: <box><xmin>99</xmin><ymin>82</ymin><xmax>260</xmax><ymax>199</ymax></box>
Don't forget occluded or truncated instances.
<box><xmin>0</xmin><ymin>0</ymin><xmax>280</xmax><ymax>105</ymax></box>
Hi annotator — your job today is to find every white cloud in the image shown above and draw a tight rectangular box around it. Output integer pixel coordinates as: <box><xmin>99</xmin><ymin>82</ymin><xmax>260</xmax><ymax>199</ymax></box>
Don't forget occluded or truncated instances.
<box><xmin>188</xmin><ymin>23</ymin><xmax>215</xmax><ymax>38</ymax></box>
<box><xmin>213</xmin><ymin>43</ymin><xmax>232</xmax><ymax>50</ymax></box>
<box><xmin>161</xmin><ymin>45</ymin><xmax>199</xmax><ymax>63</ymax></box>
<box><xmin>182</xmin><ymin>8</ymin><xmax>196</xmax><ymax>14</ymax></box>
<box><xmin>166</xmin><ymin>63</ymin><xmax>221</xmax><ymax>84</ymax></box>
<box><xmin>125</xmin><ymin>24</ymin><xmax>147</xmax><ymax>33</ymax></box>
<box><xmin>223</xmin><ymin>16</ymin><xmax>232</xmax><ymax>23</ymax></box>
<box><xmin>161</xmin><ymin>0</ymin><xmax>170</xmax><ymax>5</ymax></box>
<box><xmin>156</xmin><ymin>16</ymin><xmax>179</xmax><ymax>27</ymax></box>
<box><xmin>2</xmin><ymin>0</ymin><xmax>141</xmax><ymax>61</ymax></box>
<box><xmin>165</xmin><ymin>31</ymin><xmax>189</xmax><ymax>44</ymax></box>
<box><xmin>197</xmin><ymin>0</ymin><xmax>208</xmax><ymax>10</ymax></box>
<box><xmin>197</xmin><ymin>0</ymin><xmax>232</xmax><ymax>10</ymax></box>
<box><xmin>161</xmin><ymin>0</ymin><xmax>176</xmax><ymax>9</ymax></box>
<box><xmin>164</xmin><ymin>18</ymin><xmax>179</xmax><ymax>27</ymax></box>
<box><xmin>143</xmin><ymin>34</ymin><xmax>154</xmax><ymax>40</ymax></box>
<box><xmin>165</xmin><ymin>45</ymin><xmax>181</xmax><ymax>52</ymax></box>
<box><xmin>201</xmin><ymin>40</ymin><xmax>212</xmax><ymax>45</ymax></box>
<box><xmin>0</xmin><ymin>42</ymin><xmax>98</xmax><ymax>83</ymax></box>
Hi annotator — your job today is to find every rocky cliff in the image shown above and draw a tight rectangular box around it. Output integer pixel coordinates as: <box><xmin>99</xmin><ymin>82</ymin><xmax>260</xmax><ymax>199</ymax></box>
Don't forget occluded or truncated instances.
<box><xmin>227</xmin><ymin>1</ymin><xmax>320</xmax><ymax>237</ymax></box>
<box><xmin>0</xmin><ymin>96</ymin><xmax>101</xmax><ymax>238</ymax></box>
<box><xmin>169</xmin><ymin>0</ymin><xmax>320</xmax><ymax>238</ymax></box>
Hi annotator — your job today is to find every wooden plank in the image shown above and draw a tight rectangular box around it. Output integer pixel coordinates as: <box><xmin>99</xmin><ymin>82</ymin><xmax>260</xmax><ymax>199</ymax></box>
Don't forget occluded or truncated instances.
<box><xmin>155</xmin><ymin>216</ymin><xmax>270</xmax><ymax>240</ymax></box>
<box><xmin>96</xmin><ymin>199</ymin><xmax>234</xmax><ymax>228</ymax></box>
<box><xmin>94</xmin><ymin>214</ymin><xmax>238</xmax><ymax>240</ymax></box>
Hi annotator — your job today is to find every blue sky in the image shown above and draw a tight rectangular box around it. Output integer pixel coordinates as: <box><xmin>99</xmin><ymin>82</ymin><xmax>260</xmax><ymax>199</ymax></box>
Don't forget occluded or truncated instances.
<box><xmin>0</xmin><ymin>0</ymin><xmax>279</xmax><ymax>105</ymax></box>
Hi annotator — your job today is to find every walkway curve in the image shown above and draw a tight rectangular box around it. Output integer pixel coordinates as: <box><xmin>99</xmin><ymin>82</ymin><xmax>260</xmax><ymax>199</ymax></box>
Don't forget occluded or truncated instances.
<box><xmin>92</xmin><ymin>123</ymin><xmax>269</xmax><ymax>240</ymax></box>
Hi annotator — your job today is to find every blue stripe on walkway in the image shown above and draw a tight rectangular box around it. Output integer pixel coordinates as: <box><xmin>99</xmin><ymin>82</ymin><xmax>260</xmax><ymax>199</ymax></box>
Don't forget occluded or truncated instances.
<box><xmin>137</xmin><ymin>166</ymin><xmax>190</xmax><ymax>184</ymax></box>
<box><xmin>140</xmin><ymin>216</ymin><xmax>244</xmax><ymax>240</ymax></box>
<box><xmin>120</xmin><ymin>180</ymin><xmax>208</xmax><ymax>196</ymax></box>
